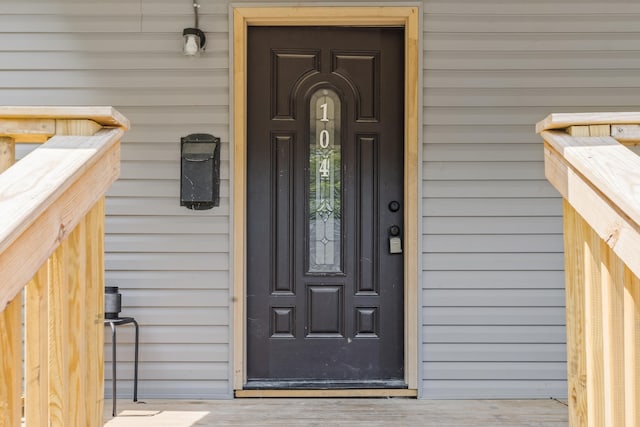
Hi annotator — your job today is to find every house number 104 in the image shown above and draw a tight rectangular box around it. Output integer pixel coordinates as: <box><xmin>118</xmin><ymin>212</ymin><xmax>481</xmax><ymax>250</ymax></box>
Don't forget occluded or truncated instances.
<box><xmin>319</xmin><ymin>102</ymin><xmax>331</xmax><ymax>177</ymax></box>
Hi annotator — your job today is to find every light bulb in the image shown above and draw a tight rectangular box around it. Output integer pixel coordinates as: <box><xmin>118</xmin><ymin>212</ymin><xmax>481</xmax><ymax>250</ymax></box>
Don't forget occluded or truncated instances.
<box><xmin>184</xmin><ymin>34</ymin><xmax>200</xmax><ymax>56</ymax></box>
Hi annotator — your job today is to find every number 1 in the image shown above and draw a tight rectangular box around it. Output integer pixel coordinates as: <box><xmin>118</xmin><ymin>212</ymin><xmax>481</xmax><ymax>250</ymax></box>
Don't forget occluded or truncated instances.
<box><xmin>320</xmin><ymin>103</ymin><xmax>329</xmax><ymax>122</ymax></box>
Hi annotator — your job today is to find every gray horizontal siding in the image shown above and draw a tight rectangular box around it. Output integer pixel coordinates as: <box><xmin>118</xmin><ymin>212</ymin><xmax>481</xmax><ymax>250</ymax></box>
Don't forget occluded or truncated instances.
<box><xmin>0</xmin><ymin>0</ymin><xmax>233</xmax><ymax>399</ymax></box>
<box><xmin>422</xmin><ymin>0</ymin><xmax>640</xmax><ymax>399</ymax></box>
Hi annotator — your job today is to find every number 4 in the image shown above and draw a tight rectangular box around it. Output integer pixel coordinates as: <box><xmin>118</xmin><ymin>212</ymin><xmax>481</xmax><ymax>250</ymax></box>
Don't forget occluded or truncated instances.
<box><xmin>319</xmin><ymin>158</ymin><xmax>330</xmax><ymax>177</ymax></box>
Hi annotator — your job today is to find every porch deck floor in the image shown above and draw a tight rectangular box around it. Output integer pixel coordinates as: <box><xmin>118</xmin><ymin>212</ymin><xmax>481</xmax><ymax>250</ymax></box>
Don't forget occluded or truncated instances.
<box><xmin>103</xmin><ymin>398</ymin><xmax>568</xmax><ymax>426</ymax></box>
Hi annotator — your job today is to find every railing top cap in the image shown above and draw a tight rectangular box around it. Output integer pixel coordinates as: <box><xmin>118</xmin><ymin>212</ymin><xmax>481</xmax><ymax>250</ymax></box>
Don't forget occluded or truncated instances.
<box><xmin>0</xmin><ymin>106</ymin><xmax>129</xmax><ymax>130</ymax></box>
<box><xmin>536</xmin><ymin>111</ymin><xmax>640</xmax><ymax>134</ymax></box>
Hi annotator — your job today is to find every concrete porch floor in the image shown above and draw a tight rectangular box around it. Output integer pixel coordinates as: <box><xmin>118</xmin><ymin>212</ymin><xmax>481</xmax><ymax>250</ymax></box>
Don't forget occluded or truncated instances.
<box><xmin>103</xmin><ymin>398</ymin><xmax>568</xmax><ymax>426</ymax></box>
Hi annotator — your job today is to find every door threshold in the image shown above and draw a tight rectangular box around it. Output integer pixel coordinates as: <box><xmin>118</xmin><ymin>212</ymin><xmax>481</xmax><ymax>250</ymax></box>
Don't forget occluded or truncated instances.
<box><xmin>235</xmin><ymin>389</ymin><xmax>417</xmax><ymax>398</ymax></box>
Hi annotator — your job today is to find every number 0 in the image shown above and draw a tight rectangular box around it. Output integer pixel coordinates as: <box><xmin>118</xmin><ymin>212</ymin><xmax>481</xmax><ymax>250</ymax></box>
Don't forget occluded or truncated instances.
<box><xmin>319</xmin><ymin>130</ymin><xmax>330</xmax><ymax>148</ymax></box>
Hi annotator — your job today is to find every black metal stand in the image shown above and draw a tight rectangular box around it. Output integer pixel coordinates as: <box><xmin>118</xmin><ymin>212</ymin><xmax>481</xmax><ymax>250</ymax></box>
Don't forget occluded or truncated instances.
<box><xmin>104</xmin><ymin>317</ymin><xmax>139</xmax><ymax>417</ymax></box>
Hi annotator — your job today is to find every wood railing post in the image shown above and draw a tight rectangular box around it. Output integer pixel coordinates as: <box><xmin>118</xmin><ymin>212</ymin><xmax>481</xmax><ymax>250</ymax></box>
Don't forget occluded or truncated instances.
<box><xmin>0</xmin><ymin>107</ymin><xmax>127</xmax><ymax>427</ymax></box>
<box><xmin>23</xmin><ymin>119</ymin><xmax>107</xmax><ymax>426</ymax></box>
<box><xmin>0</xmin><ymin>136</ymin><xmax>21</xmax><ymax>427</ymax></box>
<box><xmin>538</xmin><ymin>112</ymin><xmax>640</xmax><ymax>426</ymax></box>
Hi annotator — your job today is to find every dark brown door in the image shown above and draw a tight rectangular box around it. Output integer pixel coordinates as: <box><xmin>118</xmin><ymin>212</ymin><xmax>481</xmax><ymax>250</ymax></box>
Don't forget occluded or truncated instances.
<box><xmin>246</xmin><ymin>26</ymin><xmax>405</xmax><ymax>388</ymax></box>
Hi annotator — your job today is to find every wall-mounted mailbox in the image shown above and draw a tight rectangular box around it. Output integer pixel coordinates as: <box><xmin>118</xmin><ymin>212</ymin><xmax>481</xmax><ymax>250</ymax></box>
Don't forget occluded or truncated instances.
<box><xmin>180</xmin><ymin>133</ymin><xmax>220</xmax><ymax>210</ymax></box>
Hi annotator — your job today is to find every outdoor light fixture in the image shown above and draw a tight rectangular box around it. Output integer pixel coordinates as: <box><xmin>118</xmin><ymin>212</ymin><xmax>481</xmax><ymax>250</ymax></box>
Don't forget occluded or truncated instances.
<box><xmin>183</xmin><ymin>0</ymin><xmax>206</xmax><ymax>56</ymax></box>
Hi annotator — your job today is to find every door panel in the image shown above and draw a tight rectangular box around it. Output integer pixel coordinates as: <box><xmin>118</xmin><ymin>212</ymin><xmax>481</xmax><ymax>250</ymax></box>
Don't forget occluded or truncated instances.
<box><xmin>246</xmin><ymin>26</ymin><xmax>404</xmax><ymax>387</ymax></box>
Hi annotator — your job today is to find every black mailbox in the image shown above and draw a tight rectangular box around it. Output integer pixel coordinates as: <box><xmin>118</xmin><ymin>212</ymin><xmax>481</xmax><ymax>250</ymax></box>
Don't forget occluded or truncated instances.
<box><xmin>180</xmin><ymin>133</ymin><xmax>220</xmax><ymax>210</ymax></box>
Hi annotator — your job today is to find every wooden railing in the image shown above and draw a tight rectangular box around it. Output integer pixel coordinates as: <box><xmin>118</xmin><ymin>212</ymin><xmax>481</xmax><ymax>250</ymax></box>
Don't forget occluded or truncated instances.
<box><xmin>537</xmin><ymin>113</ymin><xmax>640</xmax><ymax>427</ymax></box>
<box><xmin>0</xmin><ymin>107</ymin><xmax>128</xmax><ymax>426</ymax></box>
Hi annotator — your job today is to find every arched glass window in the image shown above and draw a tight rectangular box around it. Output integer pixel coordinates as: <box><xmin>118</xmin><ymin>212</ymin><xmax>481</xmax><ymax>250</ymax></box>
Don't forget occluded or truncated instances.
<box><xmin>308</xmin><ymin>89</ymin><xmax>342</xmax><ymax>273</ymax></box>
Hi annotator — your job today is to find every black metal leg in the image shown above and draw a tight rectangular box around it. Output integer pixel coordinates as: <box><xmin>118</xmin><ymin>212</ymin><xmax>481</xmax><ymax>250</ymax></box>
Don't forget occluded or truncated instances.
<box><xmin>133</xmin><ymin>319</ymin><xmax>139</xmax><ymax>402</ymax></box>
<box><xmin>105</xmin><ymin>316</ymin><xmax>139</xmax><ymax>417</ymax></box>
<box><xmin>109</xmin><ymin>322</ymin><xmax>117</xmax><ymax>417</ymax></box>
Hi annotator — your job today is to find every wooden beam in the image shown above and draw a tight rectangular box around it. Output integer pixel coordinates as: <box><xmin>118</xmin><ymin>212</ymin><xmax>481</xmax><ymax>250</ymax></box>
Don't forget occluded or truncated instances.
<box><xmin>0</xmin><ymin>119</ymin><xmax>55</xmax><ymax>143</ymax></box>
<box><xmin>0</xmin><ymin>106</ymin><xmax>129</xmax><ymax>130</ymax></box>
<box><xmin>567</xmin><ymin>126</ymin><xmax>591</xmax><ymax>137</ymax></box>
<box><xmin>536</xmin><ymin>112</ymin><xmax>640</xmax><ymax>134</ymax></box>
<box><xmin>55</xmin><ymin>119</ymin><xmax>102</xmax><ymax>137</ymax></box>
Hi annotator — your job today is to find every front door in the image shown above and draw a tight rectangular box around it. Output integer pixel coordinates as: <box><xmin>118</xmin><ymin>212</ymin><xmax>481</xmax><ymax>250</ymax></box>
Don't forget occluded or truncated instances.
<box><xmin>246</xmin><ymin>26</ymin><xmax>405</xmax><ymax>388</ymax></box>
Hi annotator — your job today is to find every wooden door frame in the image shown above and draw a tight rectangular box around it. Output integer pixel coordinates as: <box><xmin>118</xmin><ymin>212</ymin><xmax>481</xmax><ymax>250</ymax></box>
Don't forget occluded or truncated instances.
<box><xmin>231</xmin><ymin>5</ymin><xmax>420</xmax><ymax>396</ymax></box>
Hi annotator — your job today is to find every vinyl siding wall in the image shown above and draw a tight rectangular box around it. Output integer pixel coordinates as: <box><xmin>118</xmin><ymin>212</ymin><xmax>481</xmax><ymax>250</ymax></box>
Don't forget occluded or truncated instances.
<box><xmin>422</xmin><ymin>0</ymin><xmax>640</xmax><ymax>398</ymax></box>
<box><xmin>3</xmin><ymin>0</ymin><xmax>233</xmax><ymax>399</ymax></box>
<box><xmin>2</xmin><ymin>0</ymin><xmax>638</xmax><ymax>399</ymax></box>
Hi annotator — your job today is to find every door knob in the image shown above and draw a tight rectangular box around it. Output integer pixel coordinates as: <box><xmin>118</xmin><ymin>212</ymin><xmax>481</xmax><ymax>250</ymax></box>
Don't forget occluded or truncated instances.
<box><xmin>388</xmin><ymin>201</ymin><xmax>401</xmax><ymax>212</ymax></box>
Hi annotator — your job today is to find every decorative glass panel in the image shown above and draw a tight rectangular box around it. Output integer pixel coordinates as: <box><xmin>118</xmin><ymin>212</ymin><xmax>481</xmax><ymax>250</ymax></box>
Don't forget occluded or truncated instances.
<box><xmin>308</xmin><ymin>89</ymin><xmax>342</xmax><ymax>273</ymax></box>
